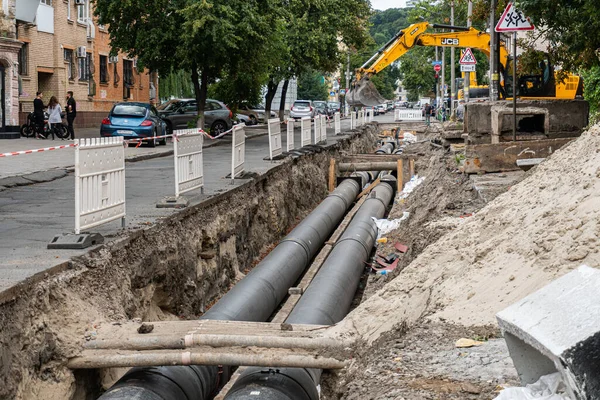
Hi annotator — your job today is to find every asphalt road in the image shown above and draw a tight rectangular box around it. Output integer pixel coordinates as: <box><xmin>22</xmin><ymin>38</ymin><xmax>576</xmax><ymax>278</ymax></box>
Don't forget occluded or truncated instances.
<box><xmin>0</xmin><ymin>113</ymin><xmax>396</xmax><ymax>293</ymax></box>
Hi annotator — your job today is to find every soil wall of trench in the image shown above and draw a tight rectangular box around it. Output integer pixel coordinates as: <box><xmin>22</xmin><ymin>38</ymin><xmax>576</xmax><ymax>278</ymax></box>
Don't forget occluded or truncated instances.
<box><xmin>0</xmin><ymin>126</ymin><xmax>379</xmax><ymax>400</ymax></box>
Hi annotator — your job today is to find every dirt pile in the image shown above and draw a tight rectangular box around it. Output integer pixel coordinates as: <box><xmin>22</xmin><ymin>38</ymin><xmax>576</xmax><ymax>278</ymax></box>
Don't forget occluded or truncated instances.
<box><xmin>335</xmin><ymin>124</ymin><xmax>600</xmax><ymax>342</ymax></box>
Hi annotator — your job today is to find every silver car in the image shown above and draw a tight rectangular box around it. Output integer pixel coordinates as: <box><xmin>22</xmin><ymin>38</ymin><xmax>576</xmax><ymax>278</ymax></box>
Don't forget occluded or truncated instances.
<box><xmin>158</xmin><ymin>98</ymin><xmax>234</xmax><ymax>135</ymax></box>
<box><xmin>290</xmin><ymin>100</ymin><xmax>315</xmax><ymax>119</ymax></box>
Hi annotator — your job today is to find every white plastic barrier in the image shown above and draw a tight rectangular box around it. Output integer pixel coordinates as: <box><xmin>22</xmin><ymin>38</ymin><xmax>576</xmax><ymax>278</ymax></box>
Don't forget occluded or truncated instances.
<box><xmin>313</xmin><ymin>115</ymin><xmax>321</xmax><ymax>145</ymax></box>
<box><xmin>231</xmin><ymin>124</ymin><xmax>245</xmax><ymax>181</ymax></box>
<box><xmin>361</xmin><ymin>109</ymin><xmax>366</xmax><ymax>126</ymax></box>
<box><xmin>334</xmin><ymin>112</ymin><xmax>341</xmax><ymax>134</ymax></box>
<box><xmin>320</xmin><ymin>115</ymin><xmax>327</xmax><ymax>143</ymax></box>
<box><xmin>301</xmin><ymin>117</ymin><xmax>311</xmax><ymax>147</ymax></box>
<box><xmin>268</xmin><ymin>118</ymin><xmax>282</xmax><ymax>159</ymax></box>
<box><xmin>173</xmin><ymin>129</ymin><xmax>204</xmax><ymax>197</ymax></box>
<box><xmin>369</xmin><ymin>107</ymin><xmax>374</xmax><ymax>122</ymax></box>
<box><xmin>75</xmin><ymin>137</ymin><xmax>126</xmax><ymax>234</ymax></box>
<box><xmin>287</xmin><ymin>118</ymin><xmax>294</xmax><ymax>152</ymax></box>
<box><xmin>396</xmin><ymin>109</ymin><xmax>424</xmax><ymax>121</ymax></box>
<box><xmin>394</xmin><ymin>109</ymin><xmax>400</xmax><ymax>121</ymax></box>
<box><xmin>351</xmin><ymin>111</ymin><xmax>356</xmax><ymax>129</ymax></box>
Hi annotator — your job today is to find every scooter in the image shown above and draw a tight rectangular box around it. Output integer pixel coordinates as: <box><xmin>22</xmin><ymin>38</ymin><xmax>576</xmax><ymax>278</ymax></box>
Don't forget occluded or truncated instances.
<box><xmin>20</xmin><ymin>112</ymin><xmax>69</xmax><ymax>139</ymax></box>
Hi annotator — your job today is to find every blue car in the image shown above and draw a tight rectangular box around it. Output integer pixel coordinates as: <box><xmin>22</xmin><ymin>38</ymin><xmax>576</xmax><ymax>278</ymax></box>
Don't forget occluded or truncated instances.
<box><xmin>100</xmin><ymin>102</ymin><xmax>168</xmax><ymax>147</ymax></box>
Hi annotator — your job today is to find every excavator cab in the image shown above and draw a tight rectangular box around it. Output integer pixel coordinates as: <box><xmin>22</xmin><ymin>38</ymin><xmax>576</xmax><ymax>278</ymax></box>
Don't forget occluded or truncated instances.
<box><xmin>517</xmin><ymin>56</ymin><xmax>556</xmax><ymax>97</ymax></box>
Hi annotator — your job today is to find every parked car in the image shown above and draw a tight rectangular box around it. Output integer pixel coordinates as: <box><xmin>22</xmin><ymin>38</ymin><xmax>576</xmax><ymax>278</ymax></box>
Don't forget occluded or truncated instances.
<box><xmin>237</xmin><ymin>104</ymin><xmax>276</xmax><ymax>124</ymax></box>
<box><xmin>374</xmin><ymin>104</ymin><xmax>386</xmax><ymax>115</ymax></box>
<box><xmin>386</xmin><ymin>103</ymin><xmax>394</xmax><ymax>112</ymax></box>
<box><xmin>235</xmin><ymin>113</ymin><xmax>252</xmax><ymax>125</ymax></box>
<box><xmin>313</xmin><ymin>101</ymin><xmax>330</xmax><ymax>116</ymax></box>
<box><xmin>290</xmin><ymin>100</ymin><xmax>315</xmax><ymax>119</ymax></box>
<box><xmin>327</xmin><ymin>101</ymin><xmax>341</xmax><ymax>114</ymax></box>
<box><xmin>100</xmin><ymin>102</ymin><xmax>168</xmax><ymax>147</ymax></box>
<box><xmin>157</xmin><ymin>98</ymin><xmax>233</xmax><ymax>135</ymax></box>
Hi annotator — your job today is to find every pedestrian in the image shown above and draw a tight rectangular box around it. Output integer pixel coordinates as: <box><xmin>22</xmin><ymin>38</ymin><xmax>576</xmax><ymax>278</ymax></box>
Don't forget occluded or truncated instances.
<box><xmin>66</xmin><ymin>90</ymin><xmax>77</xmax><ymax>140</ymax></box>
<box><xmin>424</xmin><ymin>103</ymin><xmax>432</xmax><ymax>126</ymax></box>
<box><xmin>47</xmin><ymin>96</ymin><xmax>63</xmax><ymax>139</ymax></box>
<box><xmin>33</xmin><ymin>91</ymin><xmax>45</xmax><ymax>139</ymax></box>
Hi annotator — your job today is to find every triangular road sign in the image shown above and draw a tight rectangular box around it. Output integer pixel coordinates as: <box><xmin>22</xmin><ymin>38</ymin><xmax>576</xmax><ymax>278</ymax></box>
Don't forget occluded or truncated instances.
<box><xmin>459</xmin><ymin>48</ymin><xmax>477</xmax><ymax>65</ymax></box>
<box><xmin>496</xmin><ymin>2</ymin><xmax>535</xmax><ymax>32</ymax></box>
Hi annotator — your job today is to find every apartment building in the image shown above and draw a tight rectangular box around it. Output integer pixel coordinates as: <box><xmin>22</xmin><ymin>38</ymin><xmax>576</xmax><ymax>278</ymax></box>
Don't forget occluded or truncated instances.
<box><xmin>15</xmin><ymin>0</ymin><xmax>159</xmax><ymax>127</ymax></box>
<box><xmin>0</xmin><ymin>0</ymin><xmax>23</xmax><ymax>131</ymax></box>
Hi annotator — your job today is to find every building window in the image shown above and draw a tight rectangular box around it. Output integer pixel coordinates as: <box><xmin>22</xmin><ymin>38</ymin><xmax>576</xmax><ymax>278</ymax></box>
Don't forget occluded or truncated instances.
<box><xmin>123</xmin><ymin>59</ymin><xmax>133</xmax><ymax>99</ymax></box>
<box><xmin>67</xmin><ymin>0</ymin><xmax>71</xmax><ymax>20</ymax></box>
<box><xmin>77</xmin><ymin>0</ymin><xmax>89</xmax><ymax>23</ymax></box>
<box><xmin>78</xmin><ymin>53</ymin><xmax>90</xmax><ymax>81</ymax></box>
<box><xmin>99</xmin><ymin>55</ymin><xmax>108</xmax><ymax>83</ymax></box>
<box><xmin>18</xmin><ymin>43</ymin><xmax>28</xmax><ymax>76</ymax></box>
<box><xmin>64</xmin><ymin>48</ymin><xmax>75</xmax><ymax>80</ymax></box>
<box><xmin>40</xmin><ymin>0</ymin><xmax>52</xmax><ymax>5</ymax></box>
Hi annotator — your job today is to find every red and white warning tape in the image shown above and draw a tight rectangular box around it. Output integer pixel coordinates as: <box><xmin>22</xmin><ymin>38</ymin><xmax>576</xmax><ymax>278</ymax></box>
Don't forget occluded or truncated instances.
<box><xmin>0</xmin><ymin>143</ymin><xmax>78</xmax><ymax>158</ymax></box>
<box><xmin>0</xmin><ymin>127</ymin><xmax>237</xmax><ymax>157</ymax></box>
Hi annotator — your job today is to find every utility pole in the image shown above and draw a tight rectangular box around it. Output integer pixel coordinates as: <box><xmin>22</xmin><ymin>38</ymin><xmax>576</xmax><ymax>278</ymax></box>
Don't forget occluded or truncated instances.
<box><xmin>490</xmin><ymin>0</ymin><xmax>498</xmax><ymax>101</ymax></box>
<box><xmin>345</xmin><ymin>51</ymin><xmax>351</xmax><ymax>116</ymax></box>
<box><xmin>436</xmin><ymin>46</ymin><xmax>440</xmax><ymax>107</ymax></box>
<box><xmin>441</xmin><ymin>46</ymin><xmax>446</xmax><ymax>112</ymax></box>
<box><xmin>450</xmin><ymin>0</ymin><xmax>455</xmax><ymax>116</ymax></box>
<box><xmin>464</xmin><ymin>0</ymin><xmax>473</xmax><ymax>103</ymax></box>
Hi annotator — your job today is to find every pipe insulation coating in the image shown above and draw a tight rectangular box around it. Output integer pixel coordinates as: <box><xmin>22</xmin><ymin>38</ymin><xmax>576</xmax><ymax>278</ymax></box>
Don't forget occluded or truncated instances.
<box><xmin>225</xmin><ymin>180</ymin><xmax>396</xmax><ymax>400</ymax></box>
<box><xmin>98</xmin><ymin>179</ymin><xmax>362</xmax><ymax>400</ymax></box>
<box><xmin>202</xmin><ymin>178</ymin><xmax>360</xmax><ymax>322</ymax></box>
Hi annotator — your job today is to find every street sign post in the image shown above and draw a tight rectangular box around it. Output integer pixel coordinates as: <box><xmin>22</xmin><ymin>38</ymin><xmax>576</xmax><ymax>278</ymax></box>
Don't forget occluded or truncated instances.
<box><xmin>495</xmin><ymin>2</ymin><xmax>535</xmax><ymax>142</ymax></box>
<box><xmin>460</xmin><ymin>65</ymin><xmax>476</xmax><ymax>72</ymax></box>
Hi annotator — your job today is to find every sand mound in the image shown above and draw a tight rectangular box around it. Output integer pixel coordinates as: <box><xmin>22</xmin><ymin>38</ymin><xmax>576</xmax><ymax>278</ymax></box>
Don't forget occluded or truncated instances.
<box><xmin>336</xmin><ymin>125</ymin><xmax>600</xmax><ymax>342</ymax></box>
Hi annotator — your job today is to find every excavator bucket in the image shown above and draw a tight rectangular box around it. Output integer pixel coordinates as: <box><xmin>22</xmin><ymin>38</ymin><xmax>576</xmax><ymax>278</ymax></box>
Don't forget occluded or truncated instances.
<box><xmin>346</xmin><ymin>77</ymin><xmax>386</xmax><ymax>107</ymax></box>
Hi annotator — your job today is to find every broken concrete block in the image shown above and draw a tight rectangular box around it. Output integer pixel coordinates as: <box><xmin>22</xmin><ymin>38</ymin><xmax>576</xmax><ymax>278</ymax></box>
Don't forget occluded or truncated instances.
<box><xmin>497</xmin><ymin>265</ymin><xmax>600</xmax><ymax>400</ymax></box>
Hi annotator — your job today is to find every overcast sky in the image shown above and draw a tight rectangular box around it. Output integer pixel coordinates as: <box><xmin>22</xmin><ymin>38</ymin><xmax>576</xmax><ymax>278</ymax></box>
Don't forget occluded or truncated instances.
<box><xmin>370</xmin><ymin>0</ymin><xmax>407</xmax><ymax>10</ymax></box>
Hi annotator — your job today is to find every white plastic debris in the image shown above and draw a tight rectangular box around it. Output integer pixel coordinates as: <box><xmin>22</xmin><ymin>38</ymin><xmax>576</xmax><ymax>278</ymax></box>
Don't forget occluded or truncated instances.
<box><xmin>372</xmin><ymin>212</ymin><xmax>410</xmax><ymax>237</ymax></box>
<box><xmin>493</xmin><ymin>373</ymin><xmax>569</xmax><ymax>400</ymax></box>
<box><xmin>397</xmin><ymin>175</ymin><xmax>425</xmax><ymax>200</ymax></box>
<box><xmin>402</xmin><ymin>132</ymin><xmax>417</xmax><ymax>143</ymax></box>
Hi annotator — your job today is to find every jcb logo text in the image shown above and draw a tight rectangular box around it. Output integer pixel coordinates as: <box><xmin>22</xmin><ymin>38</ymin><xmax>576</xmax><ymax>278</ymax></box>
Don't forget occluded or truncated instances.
<box><xmin>441</xmin><ymin>38</ymin><xmax>459</xmax><ymax>45</ymax></box>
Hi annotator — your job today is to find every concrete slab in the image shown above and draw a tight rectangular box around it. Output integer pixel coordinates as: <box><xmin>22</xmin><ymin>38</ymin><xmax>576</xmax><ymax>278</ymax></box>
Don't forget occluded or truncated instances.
<box><xmin>470</xmin><ymin>171</ymin><xmax>525</xmax><ymax>203</ymax></box>
<box><xmin>461</xmin><ymin>138</ymin><xmax>573</xmax><ymax>174</ymax></box>
<box><xmin>497</xmin><ymin>265</ymin><xmax>600</xmax><ymax>399</ymax></box>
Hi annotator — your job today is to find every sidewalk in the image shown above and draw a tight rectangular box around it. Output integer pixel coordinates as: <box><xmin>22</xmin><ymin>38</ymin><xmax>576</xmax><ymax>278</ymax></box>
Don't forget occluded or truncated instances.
<box><xmin>0</xmin><ymin>125</ymin><xmax>270</xmax><ymax>184</ymax></box>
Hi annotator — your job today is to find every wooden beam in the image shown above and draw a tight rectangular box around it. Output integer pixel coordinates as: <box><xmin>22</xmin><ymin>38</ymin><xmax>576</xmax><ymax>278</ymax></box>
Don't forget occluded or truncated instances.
<box><xmin>409</xmin><ymin>159</ymin><xmax>415</xmax><ymax>178</ymax></box>
<box><xmin>328</xmin><ymin>158</ymin><xmax>336</xmax><ymax>192</ymax></box>
<box><xmin>341</xmin><ymin>154</ymin><xmax>411</xmax><ymax>164</ymax></box>
<box><xmin>357</xmin><ymin>178</ymin><xmax>381</xmax><ymax>200</ymax></box>
<box><xmin>68</xmin><ymin>348</ymin><xmax>347</xmax><ymax>370</ymax></box>
<box><xmin>397</xmin><ymin>159</ymin><xmax>403</xmax><ymax>191</ymax></box>
<box><xmin>339</xmin><ymin>161</ymin><xmax>399</xmax><ymax>172</ymax></box>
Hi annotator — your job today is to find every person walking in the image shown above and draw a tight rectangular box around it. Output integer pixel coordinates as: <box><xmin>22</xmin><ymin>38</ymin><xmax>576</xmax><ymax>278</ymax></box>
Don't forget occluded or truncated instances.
<box><xmin>33</xmin><ymin>91</ymin><xmax>45</xmax><ymax>139</ymax></box>
<box><xmin>424</xmin><ymin>103</ymin><xmax>432</xmax><ymax>126</ymax></box>
<box><xmin>66</xmin><ymin>91</ymin><xmax>77</xmax><ymax>140</ymax></box>
<box><xmin>47</xmin><ymin>96</ymin><xmax>63</xmax><ymax>140</ymax></box>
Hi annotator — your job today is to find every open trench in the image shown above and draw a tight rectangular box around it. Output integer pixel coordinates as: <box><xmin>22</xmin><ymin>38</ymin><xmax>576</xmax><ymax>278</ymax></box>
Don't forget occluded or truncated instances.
<box><xmin>0</xmin><ymin>126</ymin><xmax>380</xmax><ymax>400</ymax></box>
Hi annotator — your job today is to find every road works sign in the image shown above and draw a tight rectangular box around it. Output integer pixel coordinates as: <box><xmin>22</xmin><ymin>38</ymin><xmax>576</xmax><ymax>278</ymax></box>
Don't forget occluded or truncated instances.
<box><xmin>459</xmin><ymin>48</ymin><xmax>477</xmax><ymax>65</ymax></box>
<box><xmin>495</xmin><ymin>2</ymin><xmax>535</xmax><ymax>32</ymax></box>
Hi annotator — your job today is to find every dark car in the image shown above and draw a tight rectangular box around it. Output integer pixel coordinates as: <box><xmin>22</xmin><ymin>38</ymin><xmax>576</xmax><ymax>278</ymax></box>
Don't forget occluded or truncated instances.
<box><xmin>327</xmin><ymin>101</ymin><xmax>341</xmax><ymax>115</ymax></box>
<box><xmin>100</xmin><ymin>102</ymin><xmax>168</xmax><ymax>147</ymax></box>
<box><xmin>313</xmin><ymin>101</ymin><xmax>330</xmax><ymax>117</ymax></box>
<box><xmin>158</xmin><ymin>98</ymin><xmax>233</xmax><ymax>135</ymax></box>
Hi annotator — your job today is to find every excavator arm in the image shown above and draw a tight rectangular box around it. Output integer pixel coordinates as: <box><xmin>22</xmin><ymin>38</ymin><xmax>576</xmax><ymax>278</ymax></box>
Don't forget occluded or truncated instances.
<box><xmin>347</xmin><ymin>23</ymin><xmax>507</xmax><ymax>107</ymax></box>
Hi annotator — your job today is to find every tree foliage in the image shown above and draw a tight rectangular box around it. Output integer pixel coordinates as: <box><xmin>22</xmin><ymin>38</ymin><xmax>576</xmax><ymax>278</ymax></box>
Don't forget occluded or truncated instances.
<box><xmin>297</xmin><ymin>70</ymin><xmax>329</xmax><ymax>101</ymax></box>
<box><xmin>94</xmin><ymin>0</ymin><xmax>277</xmax><ymax>128</ymax></box>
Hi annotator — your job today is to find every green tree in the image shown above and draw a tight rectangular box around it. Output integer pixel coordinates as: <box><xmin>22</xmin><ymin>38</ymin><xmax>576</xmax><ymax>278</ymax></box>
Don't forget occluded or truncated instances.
<box><xmin>95</xmin><ymin>0</ymin><xmax>277</xmax><ymax>130</ymax></box>
<box><xmin>160</xmin><ymin>70</ymin><xmax>194</xmax><ymax>101</ymax></box>
<box><xmin>262</xmin><ymin>0</ymin><xmax>371</xmax><ymax>119</ymax></box>
<box><xmin>297</xmin><ymin>70</ymin><xmax>329</xmax><ymax>100</ymax></box>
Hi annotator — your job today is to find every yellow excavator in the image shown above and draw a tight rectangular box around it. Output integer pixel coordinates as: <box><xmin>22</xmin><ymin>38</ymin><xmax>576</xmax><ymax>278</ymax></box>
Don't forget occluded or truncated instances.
<box><xmin>347</xmin><ymin>22</ymin><xmax>583</xmax><ymax>107</ymax></box>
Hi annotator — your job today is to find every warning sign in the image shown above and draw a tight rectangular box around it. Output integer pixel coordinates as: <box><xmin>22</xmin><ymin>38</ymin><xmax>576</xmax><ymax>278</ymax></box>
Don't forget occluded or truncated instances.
<box><xmin>459</xmin><ymin>48</ymin><xmax>477</xmax><ymax>65</ymax></box>
<box><xmin>495</xmin><ymin>2</ymin><xmax>535</xmax><ymax>32</ymax></box>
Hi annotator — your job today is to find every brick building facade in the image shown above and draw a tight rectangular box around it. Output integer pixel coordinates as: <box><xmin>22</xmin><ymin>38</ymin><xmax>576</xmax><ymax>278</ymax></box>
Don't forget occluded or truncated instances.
<box><xmin>15</xmin><ymin>0</ymin><xmax>158</xmax><ymax>128</ymax></box>
<box><xmin>0</xmin><ymin>0</ymin><xmax>23</xmax><ymax>131</ymax></box>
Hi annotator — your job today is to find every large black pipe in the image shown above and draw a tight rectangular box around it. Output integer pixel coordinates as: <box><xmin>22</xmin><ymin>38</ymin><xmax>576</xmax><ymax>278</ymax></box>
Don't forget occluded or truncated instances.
<box><xmin>99</xmin><ymin>179</ymin><xmax>362</xmax><ymax>400</ymax></box>
<box><xmin>225</xmin><ymin>179</ymin><xmax>396</xmax><ymax>400</ymax></box>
